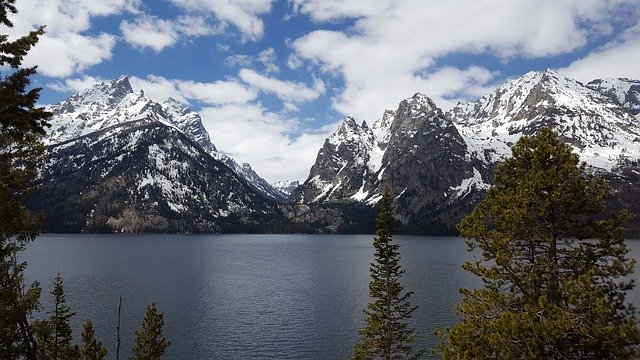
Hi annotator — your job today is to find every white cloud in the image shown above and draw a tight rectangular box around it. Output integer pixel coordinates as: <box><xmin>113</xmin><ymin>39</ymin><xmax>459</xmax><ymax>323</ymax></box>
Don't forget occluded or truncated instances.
<box><xmin>121</xmin><ymin>14</ymin><xmax>223</xmax><ymax>52</ymax></box>
<box><xmin>121</xmin><ymin>15</ymin><xmax>178</xmax><ymax>52</ymax></box>
<box><xmin>227</xmin><ymin>47</ymin><xmax>280</xmax><ymax>73</ymax></box>
<box><xmin>200</xmin><ymin>104</ymin><xmax>336</xmax><ymax>182</ymax></box>
<box><xmin>238</xmin><ymin>68</ymin><xmax>325</xmax><ymax>103</ymax></box>
<box><xmin>258</xmin><ymin>48</ymin><xmax>279</xmax><ymax>73</ymax></box>
<box><xmin>291</xmin><ymin>0</ymin><xmax>633</xmax><ymax>120</ymax></box>
<box><xmin>10</xmin><ymin>0</ymin><xmax>139</xmax><ymax>77</ymax></box>
<box><xmin>559</xmin><ymin>24</ymin><xmax>640</xmax><ymax>82</ymax></box>
<box><xmin>129</xmin><ymin>75</ymin><xmax>257</xmax><ymax>105</ymax></box>
<box><xmin>48</xmin><ymin>75</ymin><xmax>106</xmax><ymax>93</ymax></box>
<box><xmin>292</xmin><ymin>0</ymin><xmax>395</xmax><ymax>22</ymax></box>
<box><xmin>168</xmin><ymin>0</ymin><xmax>273</xmax><ymax>40</ymax></box>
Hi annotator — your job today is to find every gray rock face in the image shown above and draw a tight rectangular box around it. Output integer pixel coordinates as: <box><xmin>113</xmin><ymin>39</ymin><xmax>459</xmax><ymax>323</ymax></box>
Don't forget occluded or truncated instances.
<box><xmin>30</xmin><ymin>77</ymin><xmax>293</xmax><ymax>233</ymax></box>
<box><xmin>32</xmin><ymin>121</ymin><xmax>280</xmax><ymax>233</ymax></box>
<box><xmin>292</xmin><ymin>93</ymin><xmax>485</xmax><ymax>232</ymax></box>
<box><xmin>44</xmin><ymin>77</ymin><xmax>283</xmax><ymax>202</ymax></box>
<box><xmin>289</xmin><ymin>117</ymin><xmax>375</xmax><ymax>203</ymax></box>
<box><xmin>587</xmin><ymin>78</ymin><xmax>640</xmax><ymax>116</ymax></box>
<box><xmin>380</xmin><ymin>94</ymin><xmax>481</xmax><ymax>225</ymax></box>
<box><xmin>293</xmin><ymin>70</ymin><xmax>640</xmax><ymax>235</ymax></box>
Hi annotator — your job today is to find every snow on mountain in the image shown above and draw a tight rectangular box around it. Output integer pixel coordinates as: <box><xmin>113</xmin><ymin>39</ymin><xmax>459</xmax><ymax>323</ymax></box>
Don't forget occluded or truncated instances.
<box><xmin>272</xmin><ymin>180</ymin><xmax>300</xmax><ymax>196</ymax></box>
<box><xmin>220</xmin><ymin>160</ymin><xmax>288</xmax><ymax>201</ymax></box>
<box><xmin>448</xmin><ymin>69</ymin><xmax>640</xmax><ymax>172</ymax></box>
<box><xmin>290</xmin><ymin>116</ymin><xmax>376</xmax><ymax>203</ymax></box>
<box><xmin>46</xmin><ymin>77</ymin><xmax>169</xmax><ymax>145</ymax></box>
<box><xmin>161</xmin><ymin>97</ymin><xmax>217</xmax><ymax>153</ymax></box>
<box><xmin>292</xmin><ymin>92</ymin><xmax>483</xmax><ymax>232</ymax></box>
<box><xmin>587</xmin><ymin>78</ymin><xmax>640</xmax><ymax>116</ymax></box>
<box><xmin>294</xmin><ymin>70</ymin><xmax>640</xmax><ymax>234</ymax></box>
<box><xmin>45</xmin><ymin>77</ymin><xmax>284</xmax><ymax>202</ymax></box>
<box><xmin>33</xmin><ymin>120</ymin><xmax>280</xmax><ymax>233</ymax></box>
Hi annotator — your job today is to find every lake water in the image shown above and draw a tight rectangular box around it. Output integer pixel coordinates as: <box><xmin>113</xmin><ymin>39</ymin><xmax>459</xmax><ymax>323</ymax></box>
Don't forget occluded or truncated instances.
<box><xmin>23</xmin><ymin>235</ymin><xmax>640</xmax><ymax>359</ymax></box>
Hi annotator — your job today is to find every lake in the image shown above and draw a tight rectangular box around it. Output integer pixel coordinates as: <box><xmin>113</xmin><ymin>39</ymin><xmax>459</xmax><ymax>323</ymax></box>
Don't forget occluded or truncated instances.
<box><xmin>23</xmin><ymin>235</ymin><xmax>640</xmax><ymax>359</ymax></box>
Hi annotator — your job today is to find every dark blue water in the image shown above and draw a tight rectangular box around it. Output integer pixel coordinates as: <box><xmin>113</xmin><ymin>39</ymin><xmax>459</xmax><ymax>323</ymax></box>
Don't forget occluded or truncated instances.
<box><xmin>23</xmin><ymin>235</ymin><xmax>640</xmax><ymax>359</ymax></box>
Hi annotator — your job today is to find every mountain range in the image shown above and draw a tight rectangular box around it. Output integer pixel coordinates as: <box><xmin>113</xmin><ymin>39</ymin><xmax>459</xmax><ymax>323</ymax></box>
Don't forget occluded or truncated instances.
<box><xmin>29</xmin><ymin>70</ymin><xmax>640</xmax><ymax>235</ymax></box>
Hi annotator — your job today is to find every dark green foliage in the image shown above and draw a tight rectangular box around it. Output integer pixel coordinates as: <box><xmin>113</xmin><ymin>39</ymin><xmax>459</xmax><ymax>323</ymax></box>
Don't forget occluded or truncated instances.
<box><xmin>130</xmin><ymin>302</ymin><xmax>170</xmax><ymax>360</ymax></box>
<box><xmin>79</xmin><ymin>320</ymin><xmax>107</xmax><ymax>360</ymax></box>
<box><xmin>33</xmin><ymin>273</ymin><xmax>79</xmax><ymax>360</ymax></box>
<box><xmin>31</xmin><ymin>319</ymin><xmax>53</xmax><ymax>360</ymax></box>
<box><xmin>49</xmin><ymin>273</ymin><xmax>77</xmax><ymax>360</ymax></box>
<box><xmin>0</xmin><ymin>0</ymin><xmax>50</xmax><ymax>359</ymax></box>
<box><xmin>351</xmin><ymin>188</ymin><xmax>424</xmax><ymax>360</ymax></box>
<box><xmin>437</xmin><ymin>128</ymin><xmax>640</xmax><ymax>359</ymax></box>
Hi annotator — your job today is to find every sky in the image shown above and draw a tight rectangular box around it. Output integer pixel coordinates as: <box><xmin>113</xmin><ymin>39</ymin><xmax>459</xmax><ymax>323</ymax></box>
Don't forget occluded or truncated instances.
<box><xmin>8</xmin><ymin>0</ymin><xmax>640</xmax><ymax>183</ymax></box>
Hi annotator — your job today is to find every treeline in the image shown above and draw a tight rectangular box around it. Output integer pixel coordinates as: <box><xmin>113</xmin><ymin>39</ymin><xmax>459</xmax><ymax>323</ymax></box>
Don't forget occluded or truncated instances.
<box><xmin>0</xmin><ymin>2</ymin><xmax>172</xmax><ymax>359</ymax></box>
<box><xmin>31</xmin><ymin>273</ymin><xmax>170</xmax><ymax>360</ymax></box>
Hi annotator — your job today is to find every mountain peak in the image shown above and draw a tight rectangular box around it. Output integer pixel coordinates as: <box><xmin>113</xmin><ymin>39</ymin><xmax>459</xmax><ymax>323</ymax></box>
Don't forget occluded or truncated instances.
<box><xmin>66</xmin><ymin>76</ymin><xmax>134</xmax><ymax>106</ymax></box>
<box><xmin>398</xmin><ymin>92</ymin><xmax>439</xmax><ymax>116</ymax></box>
<box><xmin>328</xmin><ymin>116</ymin><xmax>371</xmax><ymax>146</ymax></box>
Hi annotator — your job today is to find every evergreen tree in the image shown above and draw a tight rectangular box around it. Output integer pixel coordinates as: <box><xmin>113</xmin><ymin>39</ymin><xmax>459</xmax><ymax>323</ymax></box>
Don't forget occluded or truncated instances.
<box><xmin>351</xmin><ymin>188</ymin><xmax>424</xmax><ymax>360</ymax></box>
<box><xmin>79</xmin><ymin>320</ymin><xmax>107</xmax><ymax>360</ymax></box>
<box><xmin>437</xmin><ymin>128</ymin><xmax>640</xmax><ymax>359</ymax></box>
<box><xmin>49</xmin><ymin>272</ymin><xmax>78</xmax><ymax>360</ymax></box>
<box><xmin>31</xmin><ymin>319</ymin><xmax>53</xmax><ymax>360</ymax></box>
<box><xmin>0</xmin><ymin>0</ymin><xmax>50</xmax><ymax>358</ymax></box>
<box><xmin>130</xmin><ymin>302</ymin><xmax>170</xmax><ymax>360</ymax></box>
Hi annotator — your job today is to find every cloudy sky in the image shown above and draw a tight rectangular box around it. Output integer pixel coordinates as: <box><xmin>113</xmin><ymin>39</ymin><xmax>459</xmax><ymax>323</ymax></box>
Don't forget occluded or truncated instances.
<box><xmin>11</xmin><ymin>0</ymin><xmax>640</xmax><ymax>183</ymax></box>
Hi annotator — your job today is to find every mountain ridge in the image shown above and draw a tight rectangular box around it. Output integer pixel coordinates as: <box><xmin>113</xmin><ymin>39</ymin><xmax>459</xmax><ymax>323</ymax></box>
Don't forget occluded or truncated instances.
<box><xmin>290</xmin><ymin>70</ymin><xmax>640</xmax><ymax>235</ymax></box>
<box><xmin>29</xmin><ymin>71</ymin><xmax>640</xmax><ymax>235</ymax></box>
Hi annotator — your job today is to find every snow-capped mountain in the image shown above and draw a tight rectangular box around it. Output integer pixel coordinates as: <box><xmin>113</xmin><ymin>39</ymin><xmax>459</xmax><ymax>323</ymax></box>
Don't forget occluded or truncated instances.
<box><xmin>291</xmin><ymin>93</ymin><xmax>485</xmax><ymax>231</ymax></box>
<box><xmin>44</xmin><ymin>77</ymin><xmax>283</xmax><ymax>202</ymax></box>
<box><xmin>272</xmin><ymin>180</ymin><xmax>300</xmax><ymax>196</ymax></box>
<box><xmin>448</xmin><ymin>69</ymin><xmax>640</xmax><ymax>172</ymax></box>
<box><xmin>31</xmin><ymin>77</ymin><xmax>287</xmax><ymax>233</ymax></box>
<box><xmin>294</xmin><ymin>70</ymin><xmax>640</xmax><ymax>234</ymax></box>
<box><xmin>586</xmin><ymin>77</ymin><xmax>640</xmax><ymax>116</ymax></box>
<box><xmin>31</xmin><ymin>72</ymin><xmax>640</xmax><ymax>235</ymax></box>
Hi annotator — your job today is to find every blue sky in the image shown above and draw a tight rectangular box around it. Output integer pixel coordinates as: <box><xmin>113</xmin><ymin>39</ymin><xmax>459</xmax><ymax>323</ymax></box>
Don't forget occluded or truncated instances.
<box><xmin>10</xmin><ymin>0</ymin><xmax>640</xmax><ymax>183</ymax></box>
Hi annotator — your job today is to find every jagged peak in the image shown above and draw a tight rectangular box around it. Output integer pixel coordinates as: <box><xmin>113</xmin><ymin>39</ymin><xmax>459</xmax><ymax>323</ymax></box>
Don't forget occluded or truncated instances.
<box><xmin>332</xmin><ymin>116</ymin><xmax>362</xmax><ymax>134</ymax></box>
<box><xmin>162</xmin><ymin>97</ymin><xmax>193</xmax><ymax>116</ymax></box>
<box><xmin>398</xmin><ymin>92</ymin><xmax>439</xmax><ymax>114</ymax></box>
<box><xmin>103</xmin><ymin>75</ymin><xmax>134</xmax><ymax>94</ymax></box>
<box><xmin>164</xmin><ymin>97</ymin><xmax>188</xmax><ymax>107</ymax></box>
<box><xmin>327</xmin><ymin>116</ymin><xmax>372</xmax><ymax>146</ymax></box>
<box><xmin>66</xmin><ymin>76</ymin><xmax>134</xmax><ymax>105</ymax></box>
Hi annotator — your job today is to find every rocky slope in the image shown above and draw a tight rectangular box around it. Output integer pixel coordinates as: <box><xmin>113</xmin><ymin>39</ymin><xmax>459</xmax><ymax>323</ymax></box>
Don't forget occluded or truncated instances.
<box><xmin>290</xmin><ymin>93</ymin><xmax>488</xmax><ymax>233</ymax></box>
<box><xmin>272</xmin><ymin>180</ymin><xmax>300</xmax><ymax>196</ymax></box>
<box><xmin>291</xmin><ymin>70</ymin><xmax>640</xmax><ymax>235</ymax></box>
<box><xmin>31</xmin><ymin>77</ymin><xmax>286</xmax><ymax>233</ymax></box>
<box><xmin>45</xmin><ymin>77</ymin><xmax>283</xmax><ymax>202</ymax></box>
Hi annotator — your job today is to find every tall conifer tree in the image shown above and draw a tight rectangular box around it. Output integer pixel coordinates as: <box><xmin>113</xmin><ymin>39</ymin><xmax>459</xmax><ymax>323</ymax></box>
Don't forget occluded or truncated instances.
<box><xmin>351</xmin><ymin>187</ymin><xmax>424</xmax><ymax>360</ymax></box>
<box><xmin>0</xmin><ymin>1</ymin><xmax>50</xmax><ymax>359</ymax></box>
<box><xmin>79</xmin><ymin>320</ymin><xmax>107</xmax><ymax>360</ymax></box>
<box><xmin>130</xmin><ymin>302</ymin><xmax>170</xmax><ymax>360</ymax></box>
<box><xmin>437</xmin><ymin>128</ymin><xmax>640</xmax><ymax>359</ymax></box>
<box><xmin>49</xmin><ymin>273</ymin><xmax>77</xmax><ymax>360</ymax></box>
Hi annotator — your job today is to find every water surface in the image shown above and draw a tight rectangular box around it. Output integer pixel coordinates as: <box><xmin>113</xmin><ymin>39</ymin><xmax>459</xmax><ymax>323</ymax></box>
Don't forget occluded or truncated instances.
<box><xmin>24</xmin><ymin>235</ymin><xmax>640</xmax><ymax>359</ymax></box>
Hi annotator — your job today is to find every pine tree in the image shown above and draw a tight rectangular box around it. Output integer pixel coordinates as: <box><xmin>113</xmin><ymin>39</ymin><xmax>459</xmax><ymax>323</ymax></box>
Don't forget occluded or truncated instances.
<box><xmin>437</xmin><ymin>128</ymin><xmax>640</xmax><ymax>359</ymax></box>
<box><xmin>351</xmin><ymin>188</ymin><xmax>424</xmax><ymax>360</ymax></box>
<box><xmin>130</xmin><ymin>302</ymin><xmax>170</xmax><ymax>360</ymax></box>
<box><xmin>49</xmin><ymin>272</ymin><xmax>78</xmax><ymax>360</ymax></box>
<box><xmin>31</xmin><ymin>319</ymin><xmax>53</xmax><ymax>360</ymax></box>
<box><xmin>0</xmin><ymin>1</ymin><xmax>50</xmax><ymax>359</ymax></box>
<box><xmin>79</xmin><ymin>320</ymin><xmax>107</xmax><ymax>360</ymax></box>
